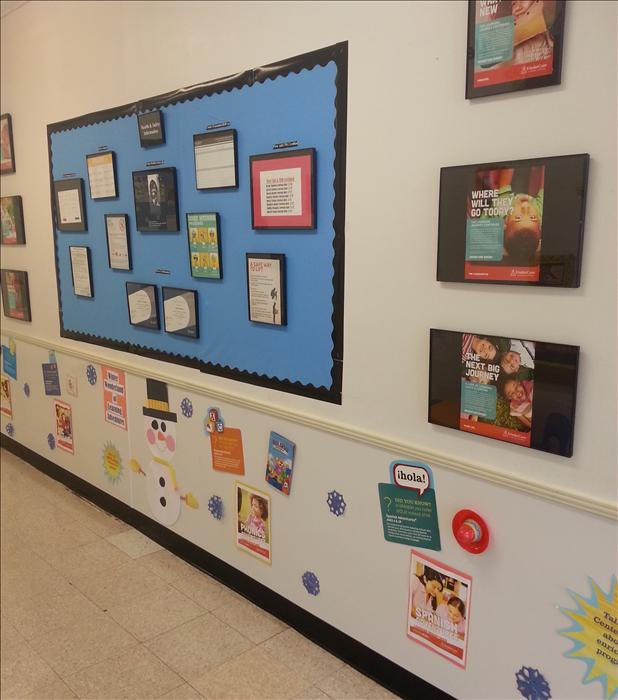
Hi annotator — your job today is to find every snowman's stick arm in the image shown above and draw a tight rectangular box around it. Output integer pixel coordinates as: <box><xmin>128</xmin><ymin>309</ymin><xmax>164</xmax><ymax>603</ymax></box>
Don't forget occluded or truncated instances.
<box><xmin>129</xmin><ymin>458</ymin><xmax>146</xmax><ymax>477</ymax></box>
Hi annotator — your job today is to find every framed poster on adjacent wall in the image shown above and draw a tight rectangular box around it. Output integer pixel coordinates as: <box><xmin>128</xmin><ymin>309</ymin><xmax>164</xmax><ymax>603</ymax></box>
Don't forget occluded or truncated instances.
<box><xmin>0</xmin><ymin>269</ymin><xmax>31</xmax><ymax>321</ymax></box>
<box><xmin>0</xmin><ymin>114</ymin><xmax>16</xmax><ymax>174</ymax></box>
<box><xmin>1</xmin><ymin>196</ymin><xmax>26</xmax><ymax>245</ymax></box>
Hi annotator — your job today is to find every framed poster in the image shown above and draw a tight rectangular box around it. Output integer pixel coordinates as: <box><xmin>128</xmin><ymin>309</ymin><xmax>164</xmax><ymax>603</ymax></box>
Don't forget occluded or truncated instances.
<box><xmin>69</xmin><ymin>246</ymin><xmax>93</xmax><ymax>298</ymax></box>
<box><xmin>105</xmin><ymin>214</ymin><xmax>131</xmax><ymax>270</ymax></box>
<box><xmin>126</xmin><ymin>282</ymin><xmax>159</xmax><ymax>329</ymax></box>
<box><xmin>246</xmin><ymin>253</ymin><xmax>286</xmax><ymax>326</ymax></box>
<box><xmin>0</xmin><ymin>269</ymin><xmax>31</xmax><ymax>321</ymax></box>
<box><xmin>132</xmin><ymin>167</ymin><xmax>179</xmax><ymax>232</ymax></box>
<box><xmin>428</xmin><ymin>328</ymin><xmax>579</xmax><ymax>457</ymax></box>
<box><xmin>187</xmin><ymin>212</ymin><xmax>221</xmax><ymax>279</ymax></box>
<box><xmin>54</xmin><ymin>178</ymin><xmax>87</xmax><ymax>232</ymax></box>
<box><xmin>54</xmin><ymin>399</ymin><xmax>74</xmax><ymax>454</ymax></box>
<box><xmin>466</xmin><ymin>0</ymin><xmax>566</xmax><ymax>99</ymax></box>
<box><xmin>250</xmin><ymin>148</ymin><xmax>316</xmax><ymax>229</ymax></box>
<box><xmin>437</xmin><ymin>154</ymin><xmax>589</xmax><ymax>287</ymax></box>
<box><xmin>137</xmin><ymin>110</ymin><xmax>165</xmax><ymax>147</ymax></box>
<box><xmin>193</xmin><ymin>129</ymin><xmax>237</xmax><ymax>190</ymax></box>
<box><xmin>0</xmin><ymin>114</ymin><xmax>15</xmax><ymax>174</ymax></box>
<box><xmin>1</xmin><ymin>195</ymin><xmax>26</xmax><ymax>245</ymax></box>
<box><xmin>162</xmin><ymin>287</ymin><xmax>199</xmax><ymax>338</ymax></box>
<box><xmin>86</xmin><ymin>151</ymin><xmax>117</xmax><ymax>199</ymax></box>
<box><xmin>408</xmin><ymin>550</ymin><xmax>472</xmax><ymax>669</ymax></box>
<box><xmin>236</xmin><ymin>482</ymin><xmax>271</xmax><ymax>564</ymax></box>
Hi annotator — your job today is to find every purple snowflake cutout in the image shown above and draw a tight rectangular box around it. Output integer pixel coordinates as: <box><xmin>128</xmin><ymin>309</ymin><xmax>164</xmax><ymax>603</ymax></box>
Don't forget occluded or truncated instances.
<box><xmin>47</xmin><ymin>433</ymin><xmax>56</xmax><ymax>450</ymax></box>
<box><xmin>86</xmin><ymin>364</ymin><xmax>97</xmax><ymax>385</ymax></box>
<box><xmin>23</xmin><ymin>382</ymin><xmax>30</xmax><ymax>397</ymax></box>
<box><xmin>5</xmin><ymin>423</ymin><xmax>15</xmax><ymax>437</ymax></box>
<box><xmin>181</xmin><ymin>398</ymin><xmax>193</xmax><ymax>418</ymax></box>
<box><xmin>207</xmin><ymin>495</ymin><xmax>224</xmax><ymax>520</ymax></box>
<box><xmin>302</xmin><ymin>571</ymin><xmax>320</xmax><ymax>596</ymax></box>
<box><xmin>515</xmin><ymin>666</ymin><xmax>551</xmax><ymax>700</ymax></box>
<box><xmin>327</xmin><ymin>490</ymin><xmax>346</xmax><ymax>516</ymax></box>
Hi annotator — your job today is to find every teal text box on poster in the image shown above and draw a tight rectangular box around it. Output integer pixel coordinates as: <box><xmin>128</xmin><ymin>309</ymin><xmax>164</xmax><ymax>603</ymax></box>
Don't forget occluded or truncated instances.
<box><xmin>378</xmin><ymin>483</ymin><xmax>441</xmax><ymax>551</ymax></box>
<box><xmin>461</xmin><ymin>379</ymin><xmax>497</xmax><ymax>419</ymax></box>
<box><xmin>465</xmin><ymin>217</ymin><xmax>504</xmax><ymax>261</ymax></box>
<box><xmin>475</xmin><ymin>17</ymin><xmax>514</xmax><ymax>68</ymax></box>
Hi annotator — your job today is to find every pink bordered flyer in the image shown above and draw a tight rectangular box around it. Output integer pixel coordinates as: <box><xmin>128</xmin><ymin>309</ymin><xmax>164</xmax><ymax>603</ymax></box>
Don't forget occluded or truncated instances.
<box><xmin>407</xmin><ymin>549</ymin><xmax>472</xmax><ymax>669</ymax></box>
<box><xmin>250</xmin><ymin>148</ymin><xmax>316</xmax><ymax>229</ymax></box>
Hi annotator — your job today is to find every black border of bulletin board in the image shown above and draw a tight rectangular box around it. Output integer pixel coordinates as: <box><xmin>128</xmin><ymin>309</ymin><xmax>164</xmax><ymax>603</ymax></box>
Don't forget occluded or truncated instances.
<box><xmin>47</xmin><ymin>43</ymin><xmax>347</xmax><ymax>404</ymax></box>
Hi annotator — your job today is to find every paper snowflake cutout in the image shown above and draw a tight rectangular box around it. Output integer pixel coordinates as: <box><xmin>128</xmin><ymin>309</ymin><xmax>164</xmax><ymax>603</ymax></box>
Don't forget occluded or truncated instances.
<box><xmin>327</xmin><ymin>490</ymin><xmax>346</xmax><ymax>516</ymax></box>
<box><xmin>86</xmin><ymin>364</ymin><xmax>97</xmax><ymax>385</ymax></box>
<box><xmin>47</xmin><ymin>433</ymin><xmax>56</xmax><ymax>450</ymax></box>
<box><xmin>181</xmin><ymin>398</ymin><xmax>193</xmax><ymax>418</ymax></box>
<box><xmin>207</xmin><ymin>495</ymin><xmax>224</xmax><ymax>520</ymax></box>
<box><xmin>302</xmin><ymin>571</ymin><xmax>320</xmax><ymax>596</ymax></box>
<box><xmin>5</xmin><ymin>423</ymin><xmax>14</xmax><ymax>437</ymax></box>
<box><xmin>515</xmin><ymin>666</ymin><xmax>551</xmax><ymax>700</ymax></box>
<box><xmin>23</xmin><ymin>382</ymin><xmax>30</xmax><ymax>397</ymax></box>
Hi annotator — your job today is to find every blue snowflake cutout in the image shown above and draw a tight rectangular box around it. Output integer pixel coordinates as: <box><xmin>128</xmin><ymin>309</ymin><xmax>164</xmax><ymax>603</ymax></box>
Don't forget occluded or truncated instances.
<box><xmin>5</xmin><ymin>423</ymin><xmax>14</xmax><ymax>437</ymax></box>
<box><xmin>207</xmin><ymin>495</ymin><xmax>224</xmax><ymax>520</ymax></box>
<box><xmin>47</xmin><ymin>433</ymin><xmax>56</xmax><ymax>450</ymax></box>
<box><xmin>516</xmin><ymin>666</ymin><xmax>551</xmax><ymax>700</ymax></box>
<box><xmin>302</xmin><ymin>571</ymin><xmax>320</xmax><ymax>596</ymax></box>
<box><xmin>86</xmin><ymin>364</ymin><xmax>98</xmax><ymax>385</ymax></box>
<box><xmin>327</xmin><ymin>490</ymin><xmax>346</xmax><ymax>516</ymax></box>
<box><xmin>23</xmin><ymin>382</ymin><xmax>30</xmax><ymax>397</ymax></box>
<box><xmin>180</xmin><ymin>398</ymin><xmax>193</xmax><ymax>418</ymax></box>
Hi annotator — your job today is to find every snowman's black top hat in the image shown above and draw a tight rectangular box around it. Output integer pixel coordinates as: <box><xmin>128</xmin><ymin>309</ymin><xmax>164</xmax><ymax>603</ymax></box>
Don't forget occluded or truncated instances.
<box><xmin>143</xmin><ymin>379</ymin><xmax>177</xmax><ymax>422</ymax></box>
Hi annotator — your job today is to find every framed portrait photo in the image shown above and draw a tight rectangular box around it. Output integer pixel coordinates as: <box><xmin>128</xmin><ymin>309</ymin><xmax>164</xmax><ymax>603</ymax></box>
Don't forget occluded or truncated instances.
<box><xmin>1</xmin><ymin>269</ymin><xmax>32</xmax><ymax>321</ymax></box>
<box><xmin>126</xmin><ymin>282</ymin><xmax>159</xmax><ymax>329</ymax></box>
<box><xmin>132</xmin><ymin>167</ymin><xmax>179</xmax><ymax>232</ymax></box>
<box><xmin>0</xmin><ymin>114</ymin><xmax>16</xmax><ymax>174</ymax></box>
<box><xmin>246</xmin><ymin>253</ymin><xmax>287</xmax><ymax>326</ymax></box>
<box><xmin>250</xmin><ymin>148</ymin><xmax>316</xmax><ymax>229</ymax></box>
<box><xmin>86</xmin><ymin>151</ymin><xmax>117</xmax><ymax>199</ymax></box>
<box><xmin>162</xmin><ymin>287</ymin><xmax>199</xmax><ymax>338</ymax></box>
<box><xmin>187</xmin><ymin>212</ymin><xmax>222</xmax><ymax>279</ymax></box>
<box><xmin>137</xmin><ymin>110</ymin><xmax>165</xmax><ymax>148</ymax></box>
<box><xmin>466</xmin><ymin>0</ymin><xmax>566</xmax><ymax>99</ymax></box>
<box><xmin>1</xmin><ymin>195</ymin><xmax>26</xmax><ymax>245</ymax></box>
<box><xmin>69</xmin><ymin>246</ymin><xmax>93</xmax><ymax>298</ymax></box>
<box><xmin>54</xmin><ymin>178</ymin><xmax>87</xmax><ymax>232</ymax></box>
<box><xmin>193</xmin><ymin>129</ymin><xmax>238</xmax><ymax>190</ymax></box>
<box><xmin>105</xmin><ymin>214</ymin><xmax>131</xmax><ymax>270</ymax></box>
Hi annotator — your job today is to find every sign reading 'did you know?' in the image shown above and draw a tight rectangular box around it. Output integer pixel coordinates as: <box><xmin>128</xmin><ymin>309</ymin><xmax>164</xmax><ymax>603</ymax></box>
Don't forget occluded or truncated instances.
<box><xmin>378</xmin><ymin>460</ymin><xmax>441</xmax><ymax>551</ymax></box>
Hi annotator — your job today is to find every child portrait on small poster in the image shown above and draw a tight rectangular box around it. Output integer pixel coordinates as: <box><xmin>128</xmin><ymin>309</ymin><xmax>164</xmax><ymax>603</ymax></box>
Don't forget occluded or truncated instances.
<box><xmin>460</xmin><ymin>333</ymin><xmax>535</xmax><ymax>447</ymax></box>
<box><xmin>236</xmin><ymin>483</ymin><xmax>271</xmax><ymax>564</ymax></box>
<box><xmin>465</xmin><ymin>165</ymin><xmax>545</xmax><ymax>282</ymax></box>
<box><xmin>408</xmin><ymin>550</ymin><xmax>472</xmax><ymax>668</ymax></box>
<box><xmin>54</xmin><ymin>400</ymin><xmax>74</xmax><ymax>454</ymax></box>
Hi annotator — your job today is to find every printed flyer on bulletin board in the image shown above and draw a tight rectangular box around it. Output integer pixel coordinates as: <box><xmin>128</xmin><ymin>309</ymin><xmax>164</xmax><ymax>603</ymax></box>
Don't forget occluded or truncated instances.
<box><xmin>408</xmin><ymin>550</ymin><xmax>472</xmax><ymax>668</ymax></box>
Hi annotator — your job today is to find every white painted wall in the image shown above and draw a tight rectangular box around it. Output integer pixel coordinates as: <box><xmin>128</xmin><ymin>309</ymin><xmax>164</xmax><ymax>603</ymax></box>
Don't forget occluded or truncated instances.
<box><xmin>1</xmin><ymin>2</ymin><xmax>616</xmax><ymax>698</ymax></box>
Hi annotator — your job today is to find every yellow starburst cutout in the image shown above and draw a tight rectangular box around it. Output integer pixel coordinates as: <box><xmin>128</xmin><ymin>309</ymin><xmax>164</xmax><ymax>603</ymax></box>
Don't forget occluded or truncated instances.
<box><xmin>559</xmin><ymin>576</ymin><xmax>618</xmax><ymax>699</ymax></box>
<box><xmin>102</xmin><ymin>442</ymin><xmax>123</xmax><ymax>484</ymax></box>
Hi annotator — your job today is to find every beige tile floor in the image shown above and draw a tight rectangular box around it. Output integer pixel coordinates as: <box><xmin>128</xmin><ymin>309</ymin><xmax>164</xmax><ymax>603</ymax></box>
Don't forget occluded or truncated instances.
<box><xmin>0</xmin><ymin>449</ymin><xmax>398</xmax><ymax>700</ymax></box>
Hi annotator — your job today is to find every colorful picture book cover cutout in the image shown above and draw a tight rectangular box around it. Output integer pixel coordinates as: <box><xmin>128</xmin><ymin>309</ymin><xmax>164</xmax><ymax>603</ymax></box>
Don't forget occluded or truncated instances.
<box><xmin>236</xmin><ymin>482</ymin><xmax>271</xmax><ymax>564</ymax></box>
<box><xmin>102</xmin><ymin>366</ymin><xmax>127</xmax><ymax>430</ymax></box>
<box><xmin>54</xmin><ymin>400</ymin><xmax>74</xmax><ymax>454</ymax></box>
<box><xmin>188</xmin><ymin>213</ymin><xmax>221</xmax><ymax>279</ymax></box>
<box><xmin>2</xmin><ymin>339</ymin><xmax>17</xmax><ymax>379</ymax></box>
<box><xmin>408</xmin><ymin>550</ymin><xmax>472</xmax><ymax>669</ymax></box>
<box><xmin>465</xmin><ymin>165</ymin><xmax>544</xmax><ymax>282</ymax></box>
<box><xmin>265</xmin><ymin>431</ymin><xmax>296</xmax><ymax>495</ymax></box>
<box><xmin>1</xmin><ymin>375</ymin><xmax>12</xmax><ymax>418</ymax></box>
<box><xmin>207</xmin><ymin>407</ymin><xmax>245</xmax><ymax>475</ymax></box>
<box><xmin>460</xmin><ymin>334</ymin><xmax>535</xmax><ymax>447</ymax></box>
<box><xmin>473</xmin><ymin>0</ymin><xmax>559</xmax><ymax>89</ymax></box>
<box><xmin>378</xmin><ymin>461</ymin><xmax>441</xmax><ymax>551</ymax></box>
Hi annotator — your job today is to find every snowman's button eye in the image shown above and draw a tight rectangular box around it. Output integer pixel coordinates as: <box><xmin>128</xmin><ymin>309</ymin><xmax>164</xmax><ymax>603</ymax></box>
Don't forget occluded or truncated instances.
<box><xmin>159</xmin><ymin>477</ymin><xmax>165</xmax><ymax>487</ymax></box>
<box><xmin>160</xmin><ymin>497</ymin><xmax>166</xmax><ymax>507</ymax></box>
<box><xmin>151</xmin><ymin>420</ymin><xmax>158</xmax><ymax>430</ymax></box>
<box><xmin>161</xmin><ymin>422</ymin><xmax>166</xmax><ymax>433</ymax></box>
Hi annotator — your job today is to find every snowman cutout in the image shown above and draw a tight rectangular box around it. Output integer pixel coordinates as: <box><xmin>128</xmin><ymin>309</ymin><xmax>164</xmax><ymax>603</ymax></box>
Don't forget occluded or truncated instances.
<box><xmin>131</xmin><ymin>379</ymin><xmax>198</xmax><ymax>525</ymax></box>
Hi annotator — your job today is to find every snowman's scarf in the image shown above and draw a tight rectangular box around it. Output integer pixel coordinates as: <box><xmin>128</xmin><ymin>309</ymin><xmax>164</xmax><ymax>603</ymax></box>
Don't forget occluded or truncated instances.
<box><xmin>152</xmin><ymin>456</ymin><xmax>179</xmax><ymax>491</ymax></box>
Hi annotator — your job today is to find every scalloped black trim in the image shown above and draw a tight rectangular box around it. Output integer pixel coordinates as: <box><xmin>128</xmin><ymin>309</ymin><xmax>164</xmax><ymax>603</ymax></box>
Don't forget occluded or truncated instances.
<box><xmin>48</xmin><ymin>42</ymin><xmax>347</xmax><ymax>405</ymax></box>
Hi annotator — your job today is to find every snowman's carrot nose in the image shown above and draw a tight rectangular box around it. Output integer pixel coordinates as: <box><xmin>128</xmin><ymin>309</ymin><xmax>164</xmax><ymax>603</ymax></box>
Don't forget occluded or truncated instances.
<box><xmin>157</xmin><ymin>431</ymin><xmax>165</xmax><ymax>440</ymax></box>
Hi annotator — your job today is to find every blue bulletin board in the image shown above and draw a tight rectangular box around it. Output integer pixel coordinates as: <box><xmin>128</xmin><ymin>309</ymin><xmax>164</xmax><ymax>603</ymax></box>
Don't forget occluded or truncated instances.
<box><xmin>48</xmin><ymin>44</ymin><xmax>347</xmax><ymax>403</ymax></box>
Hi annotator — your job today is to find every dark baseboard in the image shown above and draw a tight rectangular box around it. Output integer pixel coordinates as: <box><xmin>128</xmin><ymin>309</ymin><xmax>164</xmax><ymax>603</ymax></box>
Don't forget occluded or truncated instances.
<box><xmin>1</xmin><ymin>435</ymin><xmax>453</xmax><ymax>700</ymax></box>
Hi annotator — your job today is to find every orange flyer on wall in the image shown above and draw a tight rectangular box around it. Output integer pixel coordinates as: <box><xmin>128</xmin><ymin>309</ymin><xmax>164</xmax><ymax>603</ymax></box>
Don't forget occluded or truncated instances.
<box><xmin>102</xmin><ymin>366</ymin><xmax>127</xmax><ymax>430</ymax></box>
<box><xmin>210</xmin><ymin>428</ymin><xmax>245</xmax><ymax>474</ymax></box>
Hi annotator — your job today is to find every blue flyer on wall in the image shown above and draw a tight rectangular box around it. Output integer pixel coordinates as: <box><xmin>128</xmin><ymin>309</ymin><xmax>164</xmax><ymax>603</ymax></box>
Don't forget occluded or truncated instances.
<box><xmin>265</xmin><ymin>431</ymin><xmax>296</xmax><ymax>495</ymax></box>
<box><xmin>2</xmin><ymin>340</ymin><xmax>17</xmax><ymax>380</ymax></box>
<box><xmin>42</xmin><ymin>362</ymin><xmax>61</xmax><ymax>396</ymax></box>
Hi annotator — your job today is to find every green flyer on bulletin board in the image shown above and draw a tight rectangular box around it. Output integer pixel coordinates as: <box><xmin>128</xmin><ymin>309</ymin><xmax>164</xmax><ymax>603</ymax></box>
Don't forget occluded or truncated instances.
<box><xmin>187</xmin><ymin>212</ymin><xmax>222</xmax><ymax>279</ymax></box>
<box><xmin>378</xmin><ymin>460</ymin><xmax>441</xmax><ymax>551</ymax></box>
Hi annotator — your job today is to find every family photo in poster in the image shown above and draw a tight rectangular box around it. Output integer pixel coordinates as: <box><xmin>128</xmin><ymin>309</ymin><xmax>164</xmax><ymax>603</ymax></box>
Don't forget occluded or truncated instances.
<box><xmin>408</xmin><ymin>550</ymin><xmax>472</xmax><ymax>668</ymax></box>
<box><xmin>236</xmin><ymin>483</ymin><xmax>271</xmax><ymax>564</ymax></box>
<box><xmin>54</xmin><ymin>400</ymin><xmax>74</xmax><ymax>454</ymax></box>
<box><xmin>1</xmin><ymin>269</ymin><xmax>31</xmax><ymax>321</ymax></box>
<box><xmin>1</xmin><ymin>196</ymin><xmax>25</xmax><ymax>245</ymax></box>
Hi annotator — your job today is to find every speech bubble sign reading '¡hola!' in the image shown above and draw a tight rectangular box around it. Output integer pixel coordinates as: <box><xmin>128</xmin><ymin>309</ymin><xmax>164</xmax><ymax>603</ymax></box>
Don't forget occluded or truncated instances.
<box><xmin>392</xmin><ymin>462</ymin><xmax>431</xmax><ymax>496</ymax></box>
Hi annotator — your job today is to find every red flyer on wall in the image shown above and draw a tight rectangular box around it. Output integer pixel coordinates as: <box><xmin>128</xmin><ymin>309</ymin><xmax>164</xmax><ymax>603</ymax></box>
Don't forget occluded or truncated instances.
<box><xmin>54</xmin><ymin>399</ymin><xmax>74</xmax><ymax>454</ymax></box>
<box><xmin>102</xmin><ymin>366</ymin><xmax>127</xmax><ymax>430</ymax></box>
<box><xmin>407</xmin><ymin>550</ymin><xmax>472</xmax><ymax>669</ymax></box>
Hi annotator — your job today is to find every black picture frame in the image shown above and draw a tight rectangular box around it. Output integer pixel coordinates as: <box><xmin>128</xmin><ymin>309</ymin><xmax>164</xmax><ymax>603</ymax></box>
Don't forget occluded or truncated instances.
<box><xmin>246</xmin><ymin>253</ymin><xmax>287</xmax><ymax>326</ymax></box>
<box><xmin>0</xmin><ymin>113</ymin><xmax>16</xmax><ymax>174</ymax></box>
<box><xmin>249</xmin><ymin>148</ymin><xmax>316</xmax><ymax>230</ymax></box>
<box><xmin>1</xmin><ymin>195</ymin><xmax>26</xmax><ymax>245</ymax></box>
<box><xmin>465</xmin><ymin>0</ymin><xmax>566</xmax><ymax>99</ymax></box>
<box><xmin>54</xmin><ymin>178</ymin><xmax>87</xmax><ymax>232</ymax></box>
<box><xmin>162</xmin><ymin>286</ymin><xmax>199</xmax><ymax>339</ymax></box>
<box><xmin>186</xmin><ymin>212</ymin><xmax>222</xmax><ymax>280</ymax></box>
<box><xmin>137</xmin><ymin>110</ymin><xmax>165</xmax><ymax>148</ymax></box>
<box><xmin>0</xmin><ymin>269</ymin><xmax>32</xmax><ymax>321</ymax></box>
<box><xmin>126</xmin><ymin>282</ymin><xmax>159</xmax><ymax>329</ymax></box>
<box><xmin>69</xmin><ymin>246</ymin><xmax>94</xmax><ymax>298</ymax></box>
<box><xmin>193</xmin><ymin>129</ymin><xmax>238</xmax><ymax>190</ymax></box>
<box><xmin>437</xmin><ymin>153</ymin><xmax>589</xmax><ymax>288</ymax></box>
<box><xmin>105</xmin><ymin>214</ymin><xmax>132</xmax><ymax>271</ymax></box>
<box><xmin>86</xmin><ymin>151</ymin><xmax>118</xmax><ymax>200</ymax></box>
<box><xmin>132</xmin><ymin>167</ymin><xmax>179</xmax><ymax>232</ymax></box>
